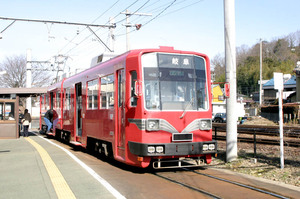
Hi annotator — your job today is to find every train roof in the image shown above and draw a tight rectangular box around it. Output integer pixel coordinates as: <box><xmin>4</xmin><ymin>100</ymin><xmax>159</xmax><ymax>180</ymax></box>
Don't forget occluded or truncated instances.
<box><xmin>46</xmin><ymin>46</ymin><xmax>209</xmax><ymax>91</ymax></box>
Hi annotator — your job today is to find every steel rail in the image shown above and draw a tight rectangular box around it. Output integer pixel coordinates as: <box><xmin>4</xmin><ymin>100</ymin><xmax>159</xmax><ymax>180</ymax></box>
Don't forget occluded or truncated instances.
<box><xmin>215</xmin><ymin>135</ymin><xmax>300</xmax><ymax>147</ymax></box>
<box><xmin>153</xmin><ymin>173</ymin><xmax>221</xmax><ymax>199</ymax></box>
<box><xmin>213</xmin><ymin>123</ymin><xmax>300</xmax><ymax>138</ymax></box>
<box><xmin>183</xmin><ymin>168</ymin><xmax>290</xmax><ymax>199</ymax></box>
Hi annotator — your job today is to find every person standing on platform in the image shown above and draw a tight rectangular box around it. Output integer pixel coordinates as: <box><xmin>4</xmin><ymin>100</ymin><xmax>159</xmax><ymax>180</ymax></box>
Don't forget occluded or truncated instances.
<box><xmin>22</xmin><ymin>109</ymin><xmax>31</xmax><ymax>137</ymax></box>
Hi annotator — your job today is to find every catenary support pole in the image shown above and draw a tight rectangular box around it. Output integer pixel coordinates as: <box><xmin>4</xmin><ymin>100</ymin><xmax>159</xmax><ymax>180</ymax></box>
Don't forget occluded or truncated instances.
<box><xmin>26</xmin><ymin>49</ymin><xmax>32</xmax><ymax>128</ymax></box>
<box><xmin>224</xmin><ymin>0</ymin><xmax>238</xmax><ymax>162</ymax></box>
<box><xmin>108</xmin><ymin>17</ymin><xmax>115</xmax><ymax>52</ymax></box>
<box><xmin>121</xmin><ymin>10</ymin><xmax>151</xmax><ymax>51</ymax></box>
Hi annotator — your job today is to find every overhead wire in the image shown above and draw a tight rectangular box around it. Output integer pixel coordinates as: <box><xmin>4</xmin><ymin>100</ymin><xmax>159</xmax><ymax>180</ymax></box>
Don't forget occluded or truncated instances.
<box><xmin>159</xmin><ymin>0</ymin><xmax>204</xmax><ymax>18</ymax></box>
<box><xmin>115</xmin><ymin>0</ymin><xmax>177</xmax><ymax>37</ymax></box>
<box><xmin>57</xmin><ymin>0</ymin><xmax>122</xmax><ymax>56</ymax></box>
<box><xmin>114</xmin><ymin>0</ymin><xmax>150</xmax><ymax>24</ymax></box>
<box><xmin>59</xmin><ymin>0</ymin><xmax>203</xmax><ymax>60</ymax></box>
<box><xmin>61</xmin><ymin>0</ymin><xmax>142</xmax><ymax>57</ymax></box>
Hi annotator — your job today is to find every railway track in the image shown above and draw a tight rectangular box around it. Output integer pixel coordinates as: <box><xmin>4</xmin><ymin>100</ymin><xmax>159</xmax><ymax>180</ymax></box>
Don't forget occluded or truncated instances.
<box><xmin>215</xmin><ymin>135</ymin><xmax>300</xmax><ymax>147</ymax></box>
<box><xmin>213</xmin><ymin>123</ymin><xmax>300</xmax><ymax>147</ymax></box>
<box><xmin>153</xmin><ymin>168</ymin><xmax>290</xmax><ymax>199</ymax></box>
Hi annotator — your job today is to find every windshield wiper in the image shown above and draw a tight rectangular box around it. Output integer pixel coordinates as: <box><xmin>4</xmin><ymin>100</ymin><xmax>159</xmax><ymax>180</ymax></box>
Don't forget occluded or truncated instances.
<box><xmin>180</xmin><ymin>97</ymin><xmax>194</xmax><ymax>119</ymax></box>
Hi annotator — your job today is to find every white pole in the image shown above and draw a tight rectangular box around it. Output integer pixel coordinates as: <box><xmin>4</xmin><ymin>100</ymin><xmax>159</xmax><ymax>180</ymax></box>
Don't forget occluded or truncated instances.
<box><xmin>224</xmin><ymin>0</ymin><xmax>237</xmax><ymax>162</ymax></box>
<box><xmin>26</xmin><ymin>49</ymin><xmax>32</xmax><ymax>89</ymax></box>
<box><xmin>274</xmin><ymin>72</ymin><xmax>284</xmax><ymax>169</ymax></box>
<box><xmin>279</xmin><ymin>89</ymin><xmax>284</xmax><ymax>169</ymax></box>
<box><xmin>121</xmin><ymin>10</ymin><xmax>151</xmax><ymax>51</ymax></box>
<box><xmin>26</xmin><ymin>49</ymin><xmax>32</xmax><ymax>128</ymax></box>
<box><xmin>259</xmin><ymin>39</ymin><xmax>263</xmax><ymax>106</ymax></box>
<box><xmin>109</xmin><ymin>17</ymin><xmax>115</xmax><ymax>52</ymax></box>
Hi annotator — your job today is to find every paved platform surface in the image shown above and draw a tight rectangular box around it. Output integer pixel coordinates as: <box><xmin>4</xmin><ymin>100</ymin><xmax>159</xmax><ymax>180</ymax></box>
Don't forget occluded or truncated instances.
<box><xmin>0</xmin><ymin>132</ymin><xmax>122</xmax><ymax>199</ymax></box>
<box><xmin>0</xmin><ymin>131</ymin><xmax>299</xmax><ymax>199</ymax></box>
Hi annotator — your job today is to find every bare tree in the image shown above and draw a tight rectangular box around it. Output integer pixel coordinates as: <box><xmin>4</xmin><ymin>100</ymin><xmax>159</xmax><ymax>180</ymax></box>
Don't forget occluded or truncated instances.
<box><xmin>211</xmin><ymin>53</ymin><xmax>225</xmax><ymax>81</ymax></box>
<box><xmin>0</xmin><ymin>55</ymin><xmax>53</xmax><ymax>88</ymax></box>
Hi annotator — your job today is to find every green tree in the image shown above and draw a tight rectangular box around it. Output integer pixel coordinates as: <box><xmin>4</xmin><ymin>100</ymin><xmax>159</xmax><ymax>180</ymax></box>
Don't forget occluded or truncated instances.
<box><xmin>211</xmin><ymin>30</ymin><xmax>300</xmax><ymax>97</ymax></box>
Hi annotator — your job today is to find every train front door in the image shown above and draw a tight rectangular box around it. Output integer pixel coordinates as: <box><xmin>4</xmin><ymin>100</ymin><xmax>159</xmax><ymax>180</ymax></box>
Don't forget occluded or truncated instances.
<box><xmin>117</xmin><ymin>69</ymin><xmax>126</xmax><ymax>149</ymax></box>
<box><xmin>75</xmin><ymin>82</ymin><xmax>82</xmax><ymax>140</ymax></box>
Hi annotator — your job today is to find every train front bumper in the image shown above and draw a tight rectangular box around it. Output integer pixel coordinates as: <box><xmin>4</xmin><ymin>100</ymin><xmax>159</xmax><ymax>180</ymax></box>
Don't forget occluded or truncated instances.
<box><xmin>128</xmin><ymin>140</ymin><xmax>217</xmax><ymax>157</ymax></box>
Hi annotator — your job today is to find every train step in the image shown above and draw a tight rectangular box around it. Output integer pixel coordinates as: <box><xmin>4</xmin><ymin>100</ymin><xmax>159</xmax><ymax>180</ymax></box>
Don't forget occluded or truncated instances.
<box><xmin>70</xmin><ymin>141</ymin><xmax>83</xmax><ymax>146</ymax></box>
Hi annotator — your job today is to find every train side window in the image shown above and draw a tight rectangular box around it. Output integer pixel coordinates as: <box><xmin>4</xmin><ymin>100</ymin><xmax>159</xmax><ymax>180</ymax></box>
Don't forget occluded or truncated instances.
<box><xmin>56</xmin><ymin>90</ymin><xmax>60</xmax><ymax>109</ymax></box>
<box><xmin>87</xmin><ymin>79</ymin><xmax>99</xmax><ymax>109</ymax></box>
<box><xmin>107</xmin><ymin>75</ymin><xmax>114</xmax><ymax>108</ymax></box>
<box><xmin>65</xmin><ymin>88</ymin><xmax>71</xmax><ymax>110</ymax></box>
<box><xmin>46</xmin><ymin>94</ymin><xmax>50</xmax><ymax>110</ymax></box>
<box><xmin>130</xmin><ymin>71</ymin><xmax>138</xmax><ymax>107</ymax></box>
<box><xmin>100</xmin><ymin>75</ymin><xmax>114</xmax><ymax>109</ymax></box>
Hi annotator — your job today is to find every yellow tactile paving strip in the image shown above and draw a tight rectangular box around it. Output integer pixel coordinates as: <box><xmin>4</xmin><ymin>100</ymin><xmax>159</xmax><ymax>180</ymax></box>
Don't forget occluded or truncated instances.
<box><xmin>25</xmin><ymin>137</ymin><xmax>76</xmax><ymax>199</ymax></box>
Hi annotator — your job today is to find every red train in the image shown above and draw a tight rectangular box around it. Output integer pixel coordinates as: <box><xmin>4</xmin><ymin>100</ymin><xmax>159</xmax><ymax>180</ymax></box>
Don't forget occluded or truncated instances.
<box><xmin>40</xmin><ymin>46</ymin><xmax>217</xmax><ymax>168</ymax></box>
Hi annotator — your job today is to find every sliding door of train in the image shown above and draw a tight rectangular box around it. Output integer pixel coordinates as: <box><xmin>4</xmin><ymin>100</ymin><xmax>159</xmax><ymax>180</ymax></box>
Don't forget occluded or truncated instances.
<box><xmin>117</xmin><ymin>69</ymin><xmax>125</xmax><ymax>149</ymax></box>
<box><xmin>75</xmin><ymin>82</ymin><xmax>82</xmax><ymax>138</ymax></box>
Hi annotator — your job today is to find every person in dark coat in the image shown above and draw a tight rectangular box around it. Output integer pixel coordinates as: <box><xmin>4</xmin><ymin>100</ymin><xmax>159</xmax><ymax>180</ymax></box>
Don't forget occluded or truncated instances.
<box><xmin>22</xmin><ymin>109</ymin><xmax>31</xmax><ymax>137</ymax></box>
<box><xmin>44</xmin><ymin>109</ymin><xmax>53</xmax><ymax>133</ymax></box>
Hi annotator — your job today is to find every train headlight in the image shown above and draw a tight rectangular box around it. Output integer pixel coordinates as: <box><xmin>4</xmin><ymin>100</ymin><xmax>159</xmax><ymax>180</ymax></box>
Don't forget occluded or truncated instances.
<box><xmin>146</xmin><ymin>119</ymin><xmax>160</xmax><ymax>131</ymax></box>
<box><xmin>199</xmin><ymin>119</ymin><xmax>212</xmax><ymax>130</ymax></box>
<box><xmin>156</xmin><ymin>146</ymin><xmax>164</xmax><ymax>153</ymax></box>
<box><xmin>203</xmin><ymin>144</ymin><xmax>209</xmax><ymax>151</ymax></box>
<box><xmin>209</xmin><ymin>144</ymin><xmax>215</xmax><ymax>150</ymax></box>
<box><xmin>148</xmin><ymin>146</ymin><xmax>155</xmax><ymax>153</ymax></box>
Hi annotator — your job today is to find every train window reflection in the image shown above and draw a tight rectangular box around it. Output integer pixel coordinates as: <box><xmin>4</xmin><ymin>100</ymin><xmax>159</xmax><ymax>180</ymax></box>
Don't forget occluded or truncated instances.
<box><xmin>100</xmin><ymin>75</ymin><xmax>114</xmax><ymax>109</ymax></box>
<box><xmin>87</xmin><ymin>79</ymin><xmax>99</xmax><ymax>109</ymax></box>
<box><xmin>142</xmin><ymin>53</ymin><xmax>208</xmax><ymax>111</ymax></box>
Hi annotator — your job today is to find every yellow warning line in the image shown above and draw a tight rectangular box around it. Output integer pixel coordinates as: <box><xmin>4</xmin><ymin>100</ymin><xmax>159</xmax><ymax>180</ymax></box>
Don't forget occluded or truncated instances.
<box><xmin>25</xmin><ymin>137</ymin><xmax>76</xmax><ymax>199</ymax></box>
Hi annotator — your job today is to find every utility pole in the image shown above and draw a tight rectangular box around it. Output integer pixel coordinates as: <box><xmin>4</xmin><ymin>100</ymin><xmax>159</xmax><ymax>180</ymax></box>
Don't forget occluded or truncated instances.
<box><xmin>108</xmin><ymin>17</ymin><xmax>115</xmax><ymax>52</ymax></box>
<box><xmin>121</xmin><ymin>10</ymin><xmax>152</xmax><ymax>51</ymax></box>
<box><xmin>259</xmin><ymin>39</ymin><xmax>263</xmax><ymax>106</ymax></box>
<box><xmin>224</xmin><ymin>0</ymin><xmax>237</xmax><ymax>162</ymax></box>
<box><xmin>26</xmin><ymin>49</ymin><xmax>32</xmax><ymax>128</ymax></box>
<box><xmin>54</xmin><ymin>54</ymin><xmax>68</xmax><ymax>81</ymax></box>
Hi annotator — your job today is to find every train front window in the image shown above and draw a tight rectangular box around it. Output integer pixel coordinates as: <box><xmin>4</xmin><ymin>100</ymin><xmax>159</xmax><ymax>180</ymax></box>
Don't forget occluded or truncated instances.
<box><xmin>142</xmin><ymin>53</ymin><xmax>208</xmax><ymax>111</ymax></box>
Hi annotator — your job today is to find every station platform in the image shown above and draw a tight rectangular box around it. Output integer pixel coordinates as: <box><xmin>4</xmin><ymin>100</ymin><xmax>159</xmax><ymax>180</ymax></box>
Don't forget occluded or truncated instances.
<box><xmin>0</xmin><ymin>131</ymin><xmax>124</xmax><ymax>199</ymax></box>
<box><xmin>0</xmin><ymin>130</ymin><xmax>299</xmax><ymax>199</ymax></box>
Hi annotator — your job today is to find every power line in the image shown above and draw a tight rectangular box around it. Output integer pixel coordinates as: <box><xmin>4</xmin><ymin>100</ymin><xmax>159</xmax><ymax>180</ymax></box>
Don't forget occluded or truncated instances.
<box><xmin>159</xmin><ymin>0</ymin><xmax>204</xmax><ymax>18</ymax></box>
<box><xmin>58</xmin><ymin>0</ymin><xmax>122</xmax><ymax>54</ymax></box>
<box><xmin>58</xmin><ymin>0</ymin><xmax>198</xmax><ymax>60</ymax></box>
<box><xmin>115</xmin><ymin>0</ymin><xmax>177</xmax><ymax>37</ymax></box>
<box><xmin>115</xmin><ymin>0</ymin><xmax>150</xmax><ymax>24</ymax></box>
<box><xmin>142</xmin><ymin>0</ymin><xmax>177</xmax><ymax>27</ymax></box>
<box><xmin>111</xmin><ymin>0</ymin><xmax>140</xmax><ymax>22</ymax></box>
<box><xmin>60</xmin><ymin>0</ymin><xmax>147</xmax><ymax>56</ymax></box>
<box><xmin>91</xmin><ymin>0</ymin><xmax>121</xmax><ymax>24</ymax></box>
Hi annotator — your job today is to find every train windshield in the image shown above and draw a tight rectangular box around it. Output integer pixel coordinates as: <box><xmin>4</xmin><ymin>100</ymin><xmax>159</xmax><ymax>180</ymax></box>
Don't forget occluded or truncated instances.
<box><xmin>142</xmin><ymin>53</ymin><xmax>208</xmax><ymax>111</ymax></box>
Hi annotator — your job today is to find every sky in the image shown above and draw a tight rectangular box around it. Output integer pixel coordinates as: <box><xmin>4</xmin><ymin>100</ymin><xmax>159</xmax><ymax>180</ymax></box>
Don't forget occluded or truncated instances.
<box><xmin>0</xmin><ymin>0</ymin><xmax>299</xmax><ymax>74</ymax></box>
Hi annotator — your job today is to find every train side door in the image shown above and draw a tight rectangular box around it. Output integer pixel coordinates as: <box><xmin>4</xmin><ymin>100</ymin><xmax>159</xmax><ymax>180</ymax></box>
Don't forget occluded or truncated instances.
<box><xmin>75</xmin><ymin>82</ymin><xmax>82</xmax><ymax>139</ymax></box>
<box><xmin>117</xmin><ymin>69</ymin><xmax>126</xmax><ymax>149</ymax></box>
